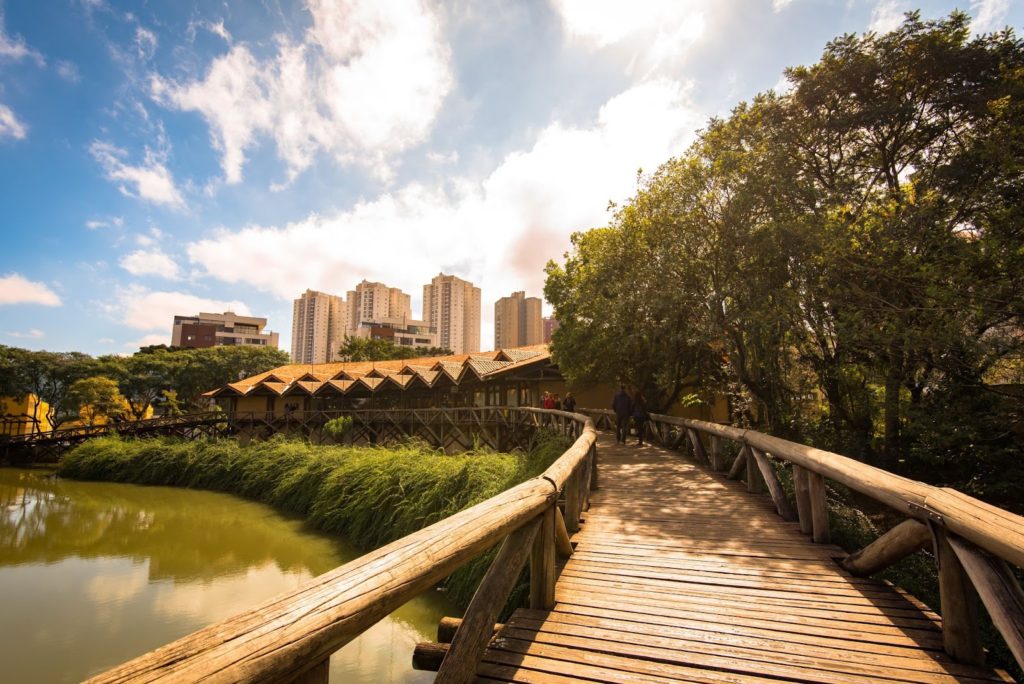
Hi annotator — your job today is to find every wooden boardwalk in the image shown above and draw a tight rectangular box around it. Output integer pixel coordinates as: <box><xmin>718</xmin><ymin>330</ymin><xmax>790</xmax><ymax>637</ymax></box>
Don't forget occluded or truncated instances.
<box><xmin>473</xmin><ymin>433</ymin><xmax>1013</xmax><ymax>683</ymax></box>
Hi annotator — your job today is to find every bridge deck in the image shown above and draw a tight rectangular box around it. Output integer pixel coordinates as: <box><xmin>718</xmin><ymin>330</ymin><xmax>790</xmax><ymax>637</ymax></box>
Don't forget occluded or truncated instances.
<box><xmin>474</xmin><ymin>433</ymin><xmax>1013</xmax><ymax>683</ymax></box>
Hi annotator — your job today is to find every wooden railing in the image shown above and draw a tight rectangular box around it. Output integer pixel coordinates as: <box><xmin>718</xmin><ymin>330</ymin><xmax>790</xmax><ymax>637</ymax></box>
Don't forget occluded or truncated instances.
<box><xmin>87</xmin><ymin>407</ymin><xmax>597</xmax><ymax>683</ymax></box>
<box><xmin>579</xmin><ymin>408</ymin><xmax>1024</xmax><ymax>671</ymax></box>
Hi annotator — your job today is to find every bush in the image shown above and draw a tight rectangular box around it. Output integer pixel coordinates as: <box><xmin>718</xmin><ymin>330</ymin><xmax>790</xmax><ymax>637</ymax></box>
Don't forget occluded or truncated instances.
<box><xmin>60</xmin><ymin>430</ymin><xmax>571</xmax><ymax>607</ymax></box>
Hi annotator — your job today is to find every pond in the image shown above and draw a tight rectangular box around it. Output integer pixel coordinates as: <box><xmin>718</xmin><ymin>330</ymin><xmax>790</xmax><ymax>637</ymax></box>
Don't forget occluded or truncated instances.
<box><xmin>0</xmin><ymin>468</ymin><xmax>453</xmax><ymax>682</ymax></box>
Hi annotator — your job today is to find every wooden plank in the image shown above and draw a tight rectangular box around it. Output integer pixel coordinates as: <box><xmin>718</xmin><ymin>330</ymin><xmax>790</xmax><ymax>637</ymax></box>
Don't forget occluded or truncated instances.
<box><xmin>435</xmin><ymin>517</ymin><xmax>540</xmax><ymax>683</ymax></box>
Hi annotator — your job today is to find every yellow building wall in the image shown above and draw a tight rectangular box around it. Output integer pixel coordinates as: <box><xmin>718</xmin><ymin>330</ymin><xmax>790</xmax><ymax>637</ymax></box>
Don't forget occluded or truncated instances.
<box><xmin>1</xmin><ymin>395</ymin><xmax>52</xmax><ymax>435</ymax></box>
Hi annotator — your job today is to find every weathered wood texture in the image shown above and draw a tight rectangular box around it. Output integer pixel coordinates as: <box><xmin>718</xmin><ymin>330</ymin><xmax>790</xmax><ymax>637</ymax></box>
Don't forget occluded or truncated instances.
<box><xmin>843</xmin><ymin>519</ymin><xmax>932</xmax><ymax>577</ymax></box>
<box><xmin>472</xmin><ymin>433</ymin><xmax>1014</xmax><ymax>683</ymax></box>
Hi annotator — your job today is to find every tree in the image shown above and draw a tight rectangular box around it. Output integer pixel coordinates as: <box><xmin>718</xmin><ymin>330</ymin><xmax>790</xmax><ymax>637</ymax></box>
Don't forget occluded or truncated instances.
<box><xmin>104</xmin><ymin>351</ymin><xmax>183</xmax><ymax>420</ymax></box>
<box><xmin>337</xmin><ymin>337</ymin><xmax>453</xmax><ymax>362</ymax></box>
<box><xmin>172</xmin><ymin>345</ymin><xmax>290</xmax><ymax>409</ymax></box>
<box><xmin>10</xmin><ymin>350</ymin><xmax>97</xmax><ymax>429</ymax></box>
<box><xmin>67</xmin><ymin>376</ymin><xmax>127</xmax><ymax>426</ymax></box>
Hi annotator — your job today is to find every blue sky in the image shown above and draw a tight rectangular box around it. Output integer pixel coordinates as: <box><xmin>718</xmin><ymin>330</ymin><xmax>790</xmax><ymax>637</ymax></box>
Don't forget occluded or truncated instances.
<box><xmin>0</xmin><ymin>0</ymin><xmax>1020</xmax><ymax>356</ymax></box>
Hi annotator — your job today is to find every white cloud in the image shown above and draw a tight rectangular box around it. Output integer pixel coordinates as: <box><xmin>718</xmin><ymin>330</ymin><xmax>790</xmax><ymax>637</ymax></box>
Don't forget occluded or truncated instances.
<box><xmin>113</xmin><ymin>285</ymin><xmax>251</xmax><ymax>330</ymax></box>
<box><xmin>427</xmin><ymin>150</ymin><xmax>459</xmax><ymax>164</ymax></box>
<box><xmin>6</xmin><ymin>329</ymin><xmax>44</xmax><ymax>339</ymax></box>
<box><xmin>135</xmin><ymin>27</ymin><xmax>157</xmax><ymax>61</ymax></box>
<box><xmin>0</xmin><ymin>9</ymin><xmax>44</xmax><ymax>65</ymax></box>
<box><xmin>124</xmin><ymin>333</ymin><xmax>170</xmax><ymax>349</ymax></box>
<box><xmin>151</xmin><ymin>0</ymin><xmax>452</xmax><ymax>185</ymax></box>
<box><xmin>90</xmin><ymin>141</ymin><xmax>186</xmax><ymax>208</ymax></box>
<box><xmin>550</xmin><ymin>0</ymin><xmax>707</xmax><ymax>75</ymax></box>
<box><xmin>119</xmin><ymin>249</ymin><xmax>182</xmax><ymax>279</ymax></box>
<box><xmin>85</xmin><ymin>216</ymin><xmax>124</xmax><ymax>230</ymax></box>
<box><xmin>0</xmin><ymin>103</ymin><xmax>27</xmax><ymax>140</ymax></box>
<box><xmin>55</xmin><ymin>60</ymin><xmax>81</xmax><ymax>83</ymax></box>
<box><xmin>971</xmin><ymin>0</ymin><xmax>1010</xmax><ymax>34</ymax></box>
<box><xmin>187</xmin><ymin>80</ymin><xmax>702</xmax><ymax>345</ymax></box>
<box><xmin>772</xmin><ymin>0</ymin><xmax>794</xmax><ymax>11</ymax></box>
<box><xmin>868</xmin><ymin>0</ymin><xmax>906</xmax><ymax>34</ymax></box>
<box><xmin>0</xmin><ymin>274</ymin><xmax>62</xmax><ymax>306</ymax></box>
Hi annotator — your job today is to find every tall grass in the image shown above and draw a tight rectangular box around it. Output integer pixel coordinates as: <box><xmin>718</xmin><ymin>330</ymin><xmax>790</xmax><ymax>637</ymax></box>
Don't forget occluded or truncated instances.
<box><xmin>60</xmin><ymin>431</ymin><xmax>570</xmax><ymax>607</ymax></box>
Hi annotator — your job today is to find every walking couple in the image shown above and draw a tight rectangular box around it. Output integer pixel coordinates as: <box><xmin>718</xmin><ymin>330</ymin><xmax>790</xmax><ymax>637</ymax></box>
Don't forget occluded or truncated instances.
<box><xmin>612</xmin><ymin>385</ymin><xmax>648</xmax><ymax>446</ymax></box>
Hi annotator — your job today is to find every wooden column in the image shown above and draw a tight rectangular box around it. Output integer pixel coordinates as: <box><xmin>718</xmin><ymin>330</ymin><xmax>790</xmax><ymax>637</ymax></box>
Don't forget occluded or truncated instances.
<box><xmin>564</xmin><ymin>470</ymin><xmax>581</xmax><ymax>533</ymax></box>
<box><xmin>710</xmin><ymin>436</ymin><xmax>725</xmax><ymax>471</ymax></box>
<box><xmin>746</xmin><ymin>446</ymin><xmax>766</xmax><ymax>493</ymax></box>
<box><xmin>807</xmin><ymin>470</ymin><xmax>829</xmax><ymax>544</ymax></box>
<box><xmin>727</xmin><ymin>444</ymin><xmax>749</xmax><ymax>480</ymax></box>
<box><xmin>792</xmin><ymin>465</ymin><xmax>813</xmax><ymax>535</ymax></box>
<box><xmin>936</xmin><ymin>529</ymin><xmax>984</xmax><ymax>665</ymax></box>
<box><xmin>749</xmin><ymin>447</ymin><xmax>796</xmax><ymax>521</ymax></box>
<box><xmin>687</xmin><ymin>429</ymin><xmax>709</xmax><ymax>465</ymax></box>
<box><xmin>530</xmin><ymin>505</ymin><xmax>556</xmax><ymax>609</ymax></box>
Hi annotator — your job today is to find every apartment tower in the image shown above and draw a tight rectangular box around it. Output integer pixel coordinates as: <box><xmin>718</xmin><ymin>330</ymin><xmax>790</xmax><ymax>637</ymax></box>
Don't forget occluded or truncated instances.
<box><xmin>291</xmin><ymin>289</ymin><xmax>349</xmax><ymax>364</ymax></box>
<box><xmin>494</xmin><ymin>291</ymin><xmax>542</xmax><ymax>349</ymax></box>
<box><xmin>347</xmin><ymin>280</ymin><xmax>412</xmax><ymax>329</ymax></box>
<box><xmin>423</xmin><ymin>273</ymin><xmax>481</xmax><ymax>355</ymax></box>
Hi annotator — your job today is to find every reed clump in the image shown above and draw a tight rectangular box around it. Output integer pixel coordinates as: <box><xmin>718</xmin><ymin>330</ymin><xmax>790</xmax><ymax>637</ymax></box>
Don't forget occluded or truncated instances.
<box><xmin>59</xmin><ymin>431</ymin><xmax>570</xmax><ymax>607</ymax></box>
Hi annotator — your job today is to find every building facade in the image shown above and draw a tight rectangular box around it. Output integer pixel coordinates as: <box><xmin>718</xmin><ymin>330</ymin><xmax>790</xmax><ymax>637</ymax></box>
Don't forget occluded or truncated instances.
<box><xmin>172</xmin><ymin>312</ymin><xmax>279</xmax><ymax>349</ymax></box>
<box><xmin>350</xmin><ymin>315</ymin><xmax>439</xmax><ymax>349</ymax></box>
<box><xmin>494</xmin><ymin>291</ymin><xmax>542</xmax><ymax>349</ymax></box>
<box><xmin>347</xmin><ymin>280</ymin><xmax>413</xmax><ymax>330</ymax></box>
<box><xmin>423</xmin><ymin>273</ymin><xmax>481</xmax><ymax>354</ymax></box>
<box><xmin>543</xmin><ymin>316</ymin><xmax>560</xmax><ymax>343</ymax></box>
<box><xmin>291</xmin><ymin>290</ymin><xmax>349</xmax><ymax>364</ymax></box>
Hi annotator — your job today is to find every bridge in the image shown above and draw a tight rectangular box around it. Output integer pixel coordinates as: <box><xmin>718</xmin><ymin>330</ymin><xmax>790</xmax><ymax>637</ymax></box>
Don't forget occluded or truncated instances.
<box><xmin>46</xmin><ymin>407</ymin><xmax>1024</xmax><ymax>682</ymax></box>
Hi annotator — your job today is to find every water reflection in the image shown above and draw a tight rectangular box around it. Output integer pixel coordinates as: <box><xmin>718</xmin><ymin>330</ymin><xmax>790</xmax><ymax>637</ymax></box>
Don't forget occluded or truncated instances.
<box><xmin>0</xmin><ymin>469</ymin><xmax>451</xmax><ymax>683</ymax></box>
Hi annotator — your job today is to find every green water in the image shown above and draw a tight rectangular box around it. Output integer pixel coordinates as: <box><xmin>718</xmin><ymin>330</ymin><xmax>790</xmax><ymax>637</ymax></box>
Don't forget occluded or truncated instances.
<box><xmin>0</xmin><ymin>468</ymin><xmax>454</xmax><ymax>683</ymax></box>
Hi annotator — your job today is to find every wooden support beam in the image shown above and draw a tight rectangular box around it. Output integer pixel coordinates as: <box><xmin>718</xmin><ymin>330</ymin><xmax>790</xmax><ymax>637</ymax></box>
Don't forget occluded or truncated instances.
<box><xmin>564</xmin><ymin>469</ymin><xmax>581</xmax><ymax>533</ymax></box>
<box><xmin>792</xmin><ymin>465</ymin><xmax>812</xmax><ymax>535</ymax></box>
<box><xmin>749</xmin><ymin>447</ymin><xmax>796</xmax><ymax>521</ymax></box>
<box><xmin>746</xmin><ymin>445</ymin><xmax>766</xmax><ymax>494</ymax></box>
<box><xmin>530</xmin><ymin>505</ymin><xmax>556</xmax><ymax>610</ymax></box>
<box><xmin>554</xmin><ymin>507</ymin><xmax>574</xmax><ymax>558</ymax></box>
<box><xmin>727</xmin><ymin>444</ymin><xmax>748</xmax><ymax>481</ymax></box>
<box><xmin>687</xmin><ymin>428</ymin><xmax>709</xmax><ymax>465</ymax></box>
<box><xmin>589</xmin><ymin>444</ymin><xmax>599</xmax><ymax>491</ymax></box>
<box><xmin>435</xmin><ymin>518</ymin><xmax>540</xmax><ymax>683</ymax></box>
<box><xmin>412</xmin><ymin>642</ymin><xmax>447</xmax><ymax>671</ymax></box>
<box><xmin>807</xmin><ymin>470</ymin><xmax>829</xmax><ymax>544</ymax></box>
<box><xmin>936</xmin><ymin>529</ymin><xmax>985</xmax><ymax>665</ymax></box>
<box><xmin>842</xmin><ymin>519</ymin><xmax>931</xmax><ymax>577</ymax></box>
<box><xmin>709</xmin><ymin>435</ymin><xmax>725</xmax><ymax>471</ymax></box>
<box><xmin>437</xmin><ymin>617</ymin><xmax>503</xmax><ymax>644</ymax></box>
<box><xmin>947</xmin><ymin>534</ymin><xmax>1024</xmax><ymax>670</ymax></box>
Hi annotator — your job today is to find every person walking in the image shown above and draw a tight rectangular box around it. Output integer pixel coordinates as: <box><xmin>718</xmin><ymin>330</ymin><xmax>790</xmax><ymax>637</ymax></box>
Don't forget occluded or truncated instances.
<box><xmin>632</xmin><ymin>390</ymin><xmax>649</xmax><ymax>446</ymax></box>
<box><xmin>563</xmin><ymin>392</ymin><xmax>577</xmax><ymax>413</ymax></box>
<box><xmin>611</xmin><ymin>385</ymin><xmax>632</xmax><ymax>443</ymax></box>
<box><xmin>553</xmin><ymin>393</ymin><xmax>562</xmax><ymax>410</ymax></box>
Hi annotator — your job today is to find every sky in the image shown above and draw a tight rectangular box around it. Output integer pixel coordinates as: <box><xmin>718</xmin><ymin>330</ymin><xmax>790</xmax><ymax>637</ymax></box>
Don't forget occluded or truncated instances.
<box><xmin>0</xmin><ymin>0</ymin><xmax>1020</xmax><ymax>356</ymax></box>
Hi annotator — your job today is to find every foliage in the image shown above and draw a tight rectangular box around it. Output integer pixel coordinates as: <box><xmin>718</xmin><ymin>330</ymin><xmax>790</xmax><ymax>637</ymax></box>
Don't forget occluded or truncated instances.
<box><xmin>60</xmin><ymin>430</ymin><xmax>571</xmax><ymax>608</ymax></box>
<box><xmin>546</xmin><ymin>13</ymin><xmax>1024</xmax><ymax>481</ymax></box>
<box><xmin>66</xmin><ymin>376</ymin><xmax>127</xmax><ymax>426</ymax></box>
<box><xmin>322</xmin><ymin>415</ymin><xmax>353</xmax><ymax>440</ymax></box>
<box><xmin>0</xmin><ymin>345</ymin><xmax>98</xmax><ymax>428</ymax></box>
<box><xmin>337</xmin><ymin>336</ymin><xmax>453</xmax><ymax>362</ymax></box>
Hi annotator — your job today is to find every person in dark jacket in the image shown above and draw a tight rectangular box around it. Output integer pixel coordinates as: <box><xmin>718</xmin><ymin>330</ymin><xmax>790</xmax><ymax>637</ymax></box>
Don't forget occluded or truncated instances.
<box><xmin>611</xmin><ymin>385</ymin><xmax>632</xmax><ymax>443</ymax></box>
<box><xmin>632</xmin><ymin>390</ymin><xmax>649</xmax><ymax>446</ymax></box>
<box><xmin>563</xmin><ymin>392</ymin><xmax>577</xmax><ymax>413</ymax></box>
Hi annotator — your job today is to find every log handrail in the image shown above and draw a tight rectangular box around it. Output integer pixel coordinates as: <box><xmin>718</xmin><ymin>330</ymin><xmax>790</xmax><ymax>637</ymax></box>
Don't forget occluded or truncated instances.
<box><xmin>88</xmin><ymin>407</ymin><xmax>597</xmax><ymax>683</ymax></box>
<box><xmin>577</xmin><ymin>407</ymin><xmax>1024</xmax><ymax>671</ymax></box>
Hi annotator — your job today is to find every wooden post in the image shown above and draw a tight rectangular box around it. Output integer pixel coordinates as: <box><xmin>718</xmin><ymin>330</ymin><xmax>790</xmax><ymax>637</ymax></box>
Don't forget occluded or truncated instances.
<box><xmin>530</xmin><ymin>505</ymin><xmax>556</xmax><ymax>610</ymax></box>
<box><xmin>746</xmin><ymin>445</ymin><xmax>765</xmax><ymax>493</ymax></box>
<box><xmin>727</xmin><ymin>444</ymin><xmax>748</xmax><ymax>480</ymax></box>
<box><xmin>564</xmin><ymin>469</ymin><xmax>581</xmax><ymax>533</ymax></box>
<box><xmin>749</xmin><ymin>447</ymin><xmax>796</xmax><ymax>521</ymax></box>
<box><xmin>841</xmin><ymin>519</ymin><xmax>931</xmax><ymax>577</ymax></box>
<box><xmin>687</xmin><ymin>429</ymin><xmax>709</xmax><ymax>465</ymax></box>
<box><xmin>807</xmin><ymin>470</ymin><xmax>829</xmax><ymax>544</ymax></box>
<box><xmin>710</xmin><ymin>436</ymin><xmax>725</xmax><ymax>471</ymax></box>
<box><xmin>554</xmin><ymin>507</ymin><xmax>574</xmax><ymax>558</ymax></box>
<box><xmin>792</xmin><ymin>465</ymin><xmax>812</xmax><ymax>535</ymax></box>
<box><xmin>936</xmin><ymin>529</ymin><xmax>984</xmax><ymax>665</ymax></box>
<box><xmin>589</xmin><ymin>443</ymin><xmax>599</xmax><ymax>491</ymax></box>
<box><xmin>437</xmin><ymin>617</ymin><xmax>503</xmax><ymax>644</ymax></box>
<box><xmin>435</xmin><ymin>518</ymin><xmax>540</xmax><ymax>683</ymax></box>
<box><xmin>947</xmin><ymin>535</ymin><xmax>1024</xmax><ymax>670</ymax></box>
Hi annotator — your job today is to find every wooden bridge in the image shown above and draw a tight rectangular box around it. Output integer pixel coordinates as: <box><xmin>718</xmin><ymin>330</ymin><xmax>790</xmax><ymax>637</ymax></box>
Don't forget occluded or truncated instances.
<box><xmin>82</xmin><ymin>407</ymin><xmax>1023</xmax><ymax>683</ymax></box>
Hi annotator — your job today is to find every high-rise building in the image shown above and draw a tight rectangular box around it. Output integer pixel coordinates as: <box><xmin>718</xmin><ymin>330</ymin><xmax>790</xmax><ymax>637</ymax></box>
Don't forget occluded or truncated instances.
<box><xmin>423</xmin><ymin>273</ymin><xmax>481</xmax><ymax>354</ymax></box>
<box><xmin>171</xmin><ymin>312</ymin><xmax>279</xmax><ymax>349</ymax></box>
<box><xmin>347</xmin><ymin>280</ymin><xmax>412</xmax><ymax>330</ymax></box>
<box><xmin>543</xmin><ymin>316</ymin><xmax>560</xmax><ymax>343</ymax></box>
<box><xmin>291</xmin><ymin>289</ymin><xmax>349</xmax><ymax>364</ymax></box>
<box><xmin>494</xmin><ymin>291</ymin><xmax>542</xmax><ymax>349</ymax></box>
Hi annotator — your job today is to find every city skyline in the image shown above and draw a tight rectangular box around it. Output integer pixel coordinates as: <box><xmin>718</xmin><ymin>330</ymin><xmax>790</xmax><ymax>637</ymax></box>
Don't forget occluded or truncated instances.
<box><xmin>1</xmin><ymin>1</ymin><xmax>1018</xmax><ymax>355</ymax></box>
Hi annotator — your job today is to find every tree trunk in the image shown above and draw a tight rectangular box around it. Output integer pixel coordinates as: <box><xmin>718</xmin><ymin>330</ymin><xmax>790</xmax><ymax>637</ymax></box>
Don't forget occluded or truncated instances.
<box><xmin>883</xmin><ymin>364</ymin><xmax>901</xmax><ymax>469</ymax></box>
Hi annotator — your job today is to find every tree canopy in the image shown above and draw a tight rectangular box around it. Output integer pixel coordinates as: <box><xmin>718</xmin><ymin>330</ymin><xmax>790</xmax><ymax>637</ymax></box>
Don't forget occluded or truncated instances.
<box><xmin>545</xmin><ymin>12</ymin><xmax>1024</xmax><ymax>495</ymax></box>
<box><xmin>337</xmin><ymin>337</ymin><xmax>453</xmax><ymax>362</ymax></box>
